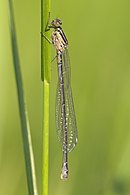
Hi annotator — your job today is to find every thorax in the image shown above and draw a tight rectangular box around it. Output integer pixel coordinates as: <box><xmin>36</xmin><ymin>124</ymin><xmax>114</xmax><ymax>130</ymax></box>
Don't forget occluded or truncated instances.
<box><xmin>51</xmin><ymin>27</ymin><xmax>68</xmax><ymax>53</ymax></box>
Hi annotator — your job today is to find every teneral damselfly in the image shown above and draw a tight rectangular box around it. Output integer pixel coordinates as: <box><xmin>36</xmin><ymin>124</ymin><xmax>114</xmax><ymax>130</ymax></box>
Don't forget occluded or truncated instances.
<box><xmin>42</xmin><ymin>16</ymin><xmax>78</xmax><ymax>180</ymax></box>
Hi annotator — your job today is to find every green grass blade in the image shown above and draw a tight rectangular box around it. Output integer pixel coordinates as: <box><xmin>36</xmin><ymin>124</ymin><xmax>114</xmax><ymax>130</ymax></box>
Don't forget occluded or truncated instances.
<box><xmin>41</xmin><ymin>0</ymin><xmax>51</xmax><ymax>82</ymax></box>
<box><xmin>8</xmin><ymin>1</ymin><xmax>38</xmax><ymax>195</ymax></box>
<box><xmin>42</xmin><ymin>81</ymin><xmax>50</xmax><ymax>195</ymax></box>
<box><xmin>41</xmin><ymin>0</ymin><xmax>51</xmax><ymax>195</ymax></box>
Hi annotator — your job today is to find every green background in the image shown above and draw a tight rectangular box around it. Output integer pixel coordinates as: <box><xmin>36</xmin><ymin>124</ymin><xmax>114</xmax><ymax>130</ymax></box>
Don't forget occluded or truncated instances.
<box><xmin>1</xmin><ymin>0</ymin><xmax>130</xmax><ymax>194</ymax></box>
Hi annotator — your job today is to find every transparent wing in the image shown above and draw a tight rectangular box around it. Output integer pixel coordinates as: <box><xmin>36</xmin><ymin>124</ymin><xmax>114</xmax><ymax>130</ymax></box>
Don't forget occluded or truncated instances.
<box><xmin>56</xmin><ymin>49</ymin><xmax>78</xmax><ymax>152</ymax></box>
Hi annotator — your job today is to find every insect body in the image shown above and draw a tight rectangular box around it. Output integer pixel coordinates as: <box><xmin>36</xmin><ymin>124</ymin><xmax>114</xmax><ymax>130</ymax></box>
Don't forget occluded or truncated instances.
<box><xmin>44</xmin><ymin>17</ymin><xmax>78</xmax><ymax>180</ymax></box>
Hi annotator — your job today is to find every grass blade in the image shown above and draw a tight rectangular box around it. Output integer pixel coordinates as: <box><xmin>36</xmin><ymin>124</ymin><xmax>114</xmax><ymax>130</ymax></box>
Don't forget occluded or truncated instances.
<box><xmin>8</xmin><ymin>1</ymin><xmax>38</xmax><ymax>195</ymax></box>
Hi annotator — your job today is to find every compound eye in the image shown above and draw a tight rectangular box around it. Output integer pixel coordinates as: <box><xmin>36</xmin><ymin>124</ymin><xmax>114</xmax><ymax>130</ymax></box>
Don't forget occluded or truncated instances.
<box><xmin>57</xmin><ymin>19</ymin><xmax>62</xmax><ymax>25</ymax></box>
<box><xmin>56</xmin><ymin>18</ymin><xmax>62</xmax><ymax>26</ymax></box>
<box><xmin>59</xmin><ymin>20</ymin><xmax>62</xmax><ymax>25</ymax></box>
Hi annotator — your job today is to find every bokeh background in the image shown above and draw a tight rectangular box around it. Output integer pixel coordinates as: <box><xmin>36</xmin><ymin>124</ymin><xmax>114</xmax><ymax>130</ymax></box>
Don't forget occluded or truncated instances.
<box><xmin>1</xmin><ymin>0</ymin><xmax>130</xmax><ymax>195</ymax></box>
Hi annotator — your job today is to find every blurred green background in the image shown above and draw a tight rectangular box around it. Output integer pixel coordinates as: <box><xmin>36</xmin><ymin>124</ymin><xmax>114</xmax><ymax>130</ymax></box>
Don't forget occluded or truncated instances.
<box><xmin>1</xmin><ymin>0</ymin><xmax>130</xmax><ymax>195</ymax></box>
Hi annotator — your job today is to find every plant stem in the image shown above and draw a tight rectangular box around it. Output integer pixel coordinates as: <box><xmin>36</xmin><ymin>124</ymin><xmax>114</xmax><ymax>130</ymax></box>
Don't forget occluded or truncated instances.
<box><xmin>41</xmin><ymin>0</ymin><xmax>51</xmax><ymax>194</ymax></box>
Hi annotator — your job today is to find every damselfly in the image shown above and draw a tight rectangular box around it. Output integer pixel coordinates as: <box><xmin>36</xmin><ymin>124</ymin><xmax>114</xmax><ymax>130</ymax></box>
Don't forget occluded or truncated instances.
<box><xmin>42</xmin><ymin>15</ymin><xmax>78</xmax><ymax>180</ymax></box>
